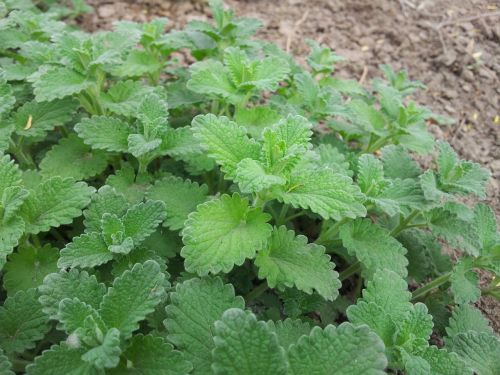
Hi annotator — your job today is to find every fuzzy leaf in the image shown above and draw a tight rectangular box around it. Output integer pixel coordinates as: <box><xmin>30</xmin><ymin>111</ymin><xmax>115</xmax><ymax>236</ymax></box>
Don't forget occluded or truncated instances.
<box><xmin>181</xmin><ymin>194</ymin><xmax>272</xmax><ymax>275</ymax></box>
<box><xmin>101</xmin><ymin>80</ymin><xmax>154</xmax><ymax>117</ymax></box>
<box><xmin>275</xmin><ymin>169</ymin><xmax>366</xmax><ymax>220</ymax></box>
<box><xmin>0</xmin><ymin>348</ymin><xmax>14</xmax><ymax>375</ymax></box>
<box><xmin>75</xmin><ymin>116</ymin><xmax>131</xmax><ymax>153</ymax></box>
<box><xmin>212</xmin><ymin>308</ymin><xmax>288</xmax><ymax>375</ymax></box>
<box><xmin>81</xmin><ymin>328</ymin><xmax>121</xmax><ymax>369</ymax></box>
<box><xmin>26</xmin><ymin>344</ymin><xmax>101</xmax><ymax>375</ymax></box>
<box><xmin>121</xmin><ymin>200</ymin><xmax>166</xmax><ymax>245</ymax></box>
<box><xmin>255</xmin><ymin>226</ymin><xmax>340</xmax><ymax>300</ymax></box>
<box><xmin>108</xmin><ymin>335</ymin><xmax>192</xmax><ymax>375</ymax></box>
<box><xmin>0</xmin><ymin>289</ymin><xmax>50</xmax><ymax>354</ymax></box>
<box><xmin>40</xmin><ymin>134</ymin><xmax>108</xmax><ymax>180</ymax></box>
<box><xmin>381</xmin><ymin>145</ymin><xmax>421</xmax><ymax>179</ymax></box>
<box><xmin>287</xmin><ymin>323</ymin><xmax>387</xmax><ymax>375</ymax></box>
<box><xmin>83</xmin><ymin>186</ymin><xmax>128</xmax><ymax>233</ymax></box>
<box><xmin>192</xmin><ymin>114</ymin><xmax>260</xmax><ymax>179</ymax></box>
<box><xmin>58</xmin><ymin>232</ymin><xmax>113</xmax><ymax>269</ymax></box>
<box><xmin>187</xmin><ymin>60</ymin><xmax>241</xmax><ymax>103</ymax></box>
<box><xmin>449</xmin><ymin>332</ymin><xmax>500</xmax><ymax>375</ymax></box>
<box><xmin>147</xmin><ymin>176</ymin><xmax>208</xmax><ymax>231</ymax></box>
<box><xmin>19</xmin><ymin>177</ymin><xmax>94</xmax><ymax>234</ymax></box>
<box><xmin>445</xmin><ymin>304</ymin><xmax>493</xmax><ymax>342</ymax></box>
<box><xmin>33</xmin><ymin>67</ymin><xmax>92</xmax><ymax>102</ymax></box>
<box><xmin>12</xmin><ymin>98</ymin><xmax>78</xmax><ymax>138</ymax></box>
<box><xmin>99</xmin><ymin>261</ymin><xmax>165</xmax><ymax>339</ymax></box>
<box><xmin>234</xmin><ymin>158</ymin><xmax>286</xmax><ymax>193</ymax></box>
<box><xmin>267</xmin><ymin>318</ymin><xmax>312</xmax><ymax>350</ymax></box>
<box><xmin>165</xmin><ymin>277</ymin><xmax>244</xmax><ymax>375</ymax></box>
<box><xmin>3</xmin><ymin>245</ymin><xmax>58</xmax><ymax>294</ymax></box>
<box><xmin>39</xmin><ymin>269</ymin><xmax>107</xmax><ymax>319</ymax></box>
<box><xmin>339</xmin><ymin>219</ymin><xmax>408</xmax><ymax>278</ymax></box>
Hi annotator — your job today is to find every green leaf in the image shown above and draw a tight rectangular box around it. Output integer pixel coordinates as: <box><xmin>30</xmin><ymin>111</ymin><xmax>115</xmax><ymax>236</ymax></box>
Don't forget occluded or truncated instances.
<box><xmin>187</xmin><ymin>60</ymin><xmax>241</xmax><ymax>103</ymax></box>
<box><xmin>99</xmin><ymin>260</ymin><xmax>165</xmax><ymax>339</ymax></box>
<box><xmin>12</xmin><ymin>98</ymin><xmax>79</xmax><ymax>138</ymax></box>
<box><xmin>165</xmin><ymin>277</ymin><xmax>244</xmax><ymax>375</ymax></box>
<box><xmin>26</xmin><ymin>344</ymin><xmax>102</xmax><ymax>375</ymax></box>
<box><xmin>417</xmin><ymin>346</ymin><xmax>471</xmax><ymax>375</ymax></box>
<box><xmin>357</xmin><ymin>154</ymin><xmax>387</xmax><ymax>196</ymax></box>
<box><xmin>19</xmin><ymin>176</ymin><xmax>95</xmax><ymax>234</ymax></box>
<box><xmin>106</xmin><ymin>164</ymin><xmax>150</xmax><ymax>204</ymax></box>
<box><xmin>40</xmin><ymin>134</ymin><xmax>108</xmax><ymax>180</ymax></box>
<box><xmin>381</xmin><ymin>145</ymin><xmax>421</xmax><ymax>179</ymax></box>
<box><xmin>113</xmin><ymin>50</ymin><xmax>162</xmax><ymax>78</ymax></box>
<box><xmin>212</xmin><ymin>308</ymin><xmax>287</xmax><ymax>375</ymax></box>
<box><xmin>234</xmin><ymin>105</ymin><xmax>281</xmax><ymax>139</ymax></box>
<box><xmin>147</xmin><ymin>176</ymin><xmax>208</xmax><ymax>231</ymax></box>
<box><xmin>39</xmin><ymin>268</ymin><xmax>107</xmax><ymax>319</ymax></box>
<box><xmin>436</xmin><ymin>141</ymin><xmax>491</xmax><ymax>198</ymax></box>
<box><xmin>396</xmin><ymin>303</ymin><xmax>434</xmax><ymax>350</ymax></box>
<box><xmin>33</xmin><ymin>67</ymin><xmax>92</xmax><ymax>102</ymax></box>
<box><xmin>58</xmin><ymin>298</ymin><xmax>104</xmax><ymax>335</ymax></box>
<box><xmin>121</xmin><ymin>200</ymin><xmax>166</xmax><ymax>245</ymax></box>
<box><xmin>1</xmin><ymin>186</ymin><xmax>30</xmax><ymax>222</ymax></box>
<box><xmin>449</xmin><ymin>332</ymin><xmax>500</xmax><ymax>375</ymax></box>
<box><xmin>0</xmin><ymin>289</ymin><xmax>49</xmax><ymax>354</ymax></box>
<box><xmin>192</xmin><ymin>114</ymin><xmax>260</xmax><ymax>179</ymax></box>
<box><xmin>58</xmin><ymin>232</ymin><xmax>113</xmax><ymax>269</ymax></box>
<box><xmin>445</xmin><ymin>304</ymin><xmax>493</xmax><ymax>342</ymax></box>
<box><xmin>427</xmin><ymin>208</ymin><xmax>480</xmax><ymax>256</ymax></box>
<box><xmin>339</xmin><ymin>219</ymin><xmax>408</xmax><ymax>278</ymax></box>
<box><xmin>287</xmin><ymin>323</ymin><xmax>387</xmax><ymax>375</ymax></box>
<box><xmin>81</xmin><ymin>328</ymin><xmax>121</xmax><ymax>369</ymax></box>
<box><xmin>181</xmin><ymin>193</ymin><xmax>272</xmax><ymax>275</ymax></box>
<box><xmin>108</xmin><ymin>335</ymin><xmax>192</xmax><ymax>375</ymax></box>
<box><xmin>0</xmin><ymin>154</ymin><xmax>22</xmax><ymax>197</ymax></box>
<box><xmin>347</xmin><ymin>301</ymin><xmax>397</xmax><ymax>346</ymax></box>
<box><xmin>83</xmin><ymin>186</ymin><xmax>128</xmax><ymax>233</ymax></box>
<box><xmin>267</xmin><ymin>318</ymin><xmax>312</xmax><ymax>350</ymax></box>
<box><xmin>255</xmin><ymin>226</ymin><xmax>340</xmax><ymax>301</ymax></box>
<box><xmin>234</xmin><ymin>158</ymin><xmax>286</xmax><ymax>193</ymax></box>
<box><xmin>275</xmin><ymin>169</ymin><xmax>366</xmax><ymax>220</ymax></box>
<box><xmin>0</xmin><ymin>348</ymin><xmax>14</xmax><ymax>375</ymax></box>
<box><xmin>0</xmin><ymin>217</ymin><xmax>25</xmax><ymax>270</ymax></box>
<box><xmin>0</xmin><ymin>80</ymin><xmax>15</xmax><ymax>118</ymax></box>
<box><xmin>101</xmin><ymin>80</ymin><xmax>154</xmax><ymax>117</ymax></box>
<box><xmin>450</xmin><ymin>259</ymin><xmax>481</xmax><ymax>305</ymax></box>
<box><xmin>75</xmin><ymin>116</ymin><xmax>131</xmax><ymax>153</ymax></box>
<box><xmin>472</xmin><ymin>203</ymin><xmax>500</xmax><ymax>255</ymax></box>
<box><xmin>246</xmin><ymin>56</ymin><xmax>290</xmax><ymax>91</ymax></box>
<box><xmin>3</xmin><ymin>245</ymin><xmax>59</xmax><ymax>294</ymax></box>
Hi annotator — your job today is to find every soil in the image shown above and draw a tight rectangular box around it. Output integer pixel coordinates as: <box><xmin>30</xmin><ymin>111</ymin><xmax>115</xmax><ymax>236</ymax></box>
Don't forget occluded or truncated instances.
<box><xmin>79</xmin><ymin>0</ymin><xmax>500</xmax><ymax>331</ymax></box>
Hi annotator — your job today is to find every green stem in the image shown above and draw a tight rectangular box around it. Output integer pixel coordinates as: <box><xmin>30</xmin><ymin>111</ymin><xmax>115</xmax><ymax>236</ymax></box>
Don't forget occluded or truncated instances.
<box><xmin>9</xmin><ymin>138</ymin><xmax>36</xmax><ymax>169</ymax></box>
<box><xmin>276</xmin><ymin>205</ymin><xmax>289</xmax><ymax>226</ymax></box>
<box><xmin>253</xmin><ymin>194</ymin><xmax>267</xmax><ymax>209</ymax></box>
<box><xmin>411</xmin><ymin>273</ymin><xmax>451</xmax><ymax>301</ymax></box>
<box><xmin>316</xmin><ymin>217</ymin><xmax>349</xmax><ymax>245</ymax></box>
<box><xmin>283</xmin><ymin>212</ymin><xmax>306</xmax><ymax>223</ymax></box>
<box><xmin>138</xmin><ymin>160</ymin><xmax>149</xmax><ymax>175</ymax></box>
<box><xmin>390</xmin><ymin>210</ymin><xmax>421</xmax><ymax>237</ymax></box>
<box><xmin>245</xmin><ymin>281</ymin><xmax>268</xmax><ymax>302</ymax></box>
<box><xmin>339</xmin><ymin>261</ymin><xmax>361</xmax><ymax>281</ymax></box>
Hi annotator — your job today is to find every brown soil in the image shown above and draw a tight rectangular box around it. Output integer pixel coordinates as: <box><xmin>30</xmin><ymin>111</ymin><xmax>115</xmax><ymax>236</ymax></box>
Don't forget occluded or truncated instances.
<box><xmin>80</xmin><ymin>0</ymin><xmax>500</xmax><ymax>331</ymax></box>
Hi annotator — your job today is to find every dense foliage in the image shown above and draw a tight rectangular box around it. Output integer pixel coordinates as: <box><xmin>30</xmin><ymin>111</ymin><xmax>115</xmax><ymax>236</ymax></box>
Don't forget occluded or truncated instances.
<box><xmin>0</xmin><ymin>0</ymin><xmax>499</xmax><ymax>374</ymax></box>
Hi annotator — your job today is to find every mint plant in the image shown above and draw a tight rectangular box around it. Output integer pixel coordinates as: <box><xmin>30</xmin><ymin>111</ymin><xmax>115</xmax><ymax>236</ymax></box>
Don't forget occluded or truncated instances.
<box><xmin>0</xmin><ymin>0</ymin><xmax>499</xmax><ymax>374</ymax></box>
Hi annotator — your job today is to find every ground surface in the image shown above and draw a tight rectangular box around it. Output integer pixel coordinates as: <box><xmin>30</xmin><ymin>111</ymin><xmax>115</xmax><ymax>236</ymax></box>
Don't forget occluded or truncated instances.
<box><xmin>80</xmin><ymin>0</ymin><xmax>500</xmax><ymax>331</ymax></box>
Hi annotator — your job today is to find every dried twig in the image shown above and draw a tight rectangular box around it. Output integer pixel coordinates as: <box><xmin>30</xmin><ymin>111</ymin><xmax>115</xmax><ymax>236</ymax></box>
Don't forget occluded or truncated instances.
<box><xmin>285</xmin><ymin>9</ymin><xmax>310</xmax><ymax>53</ymax></box>
<box><xmin>358</xmin><ymin>65</ymin><xmax>368</xmax><ymax>85</ymax></box>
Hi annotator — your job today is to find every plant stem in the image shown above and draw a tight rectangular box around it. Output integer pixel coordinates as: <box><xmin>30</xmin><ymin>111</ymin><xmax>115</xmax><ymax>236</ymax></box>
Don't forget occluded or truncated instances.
<box><xmin>411</xmin><ymin>272</ymin><xmax>451</xmax><ymax>301</ymax></box>
<box><xmin>245</xmin><ymin>281</ymin><xmax>268</xmax><ymax>302</ymax></box>
<box><xmin>283</xmin><ymin>212</ymin><xmax>306</xmax><ymax>223</ymax></box>
<box><xmin>339</xmin><ymin>261</ymin><xmax>361</xmax><ymax>281</ymax></box>
<box><xmin>276</xmin><ymin>205</ymin><xmax>289</xmax><ymax>226</ymax></box>
<box><xmin>390</xmin><ymin>210</ymin><xmax>421</xmax><ymax>237</ymax></box>
<box><xmin>316</xmin><ymin>217</ymin><xmax>349</xmax><ymax>245</ymax></box>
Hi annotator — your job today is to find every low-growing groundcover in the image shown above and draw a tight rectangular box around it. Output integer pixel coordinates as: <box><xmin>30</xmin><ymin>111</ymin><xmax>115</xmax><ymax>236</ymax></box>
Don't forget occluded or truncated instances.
<box><xmin>0</xmin><ymin>0</ymin><xmax>499</xmax><ymax>373</ymax></box>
